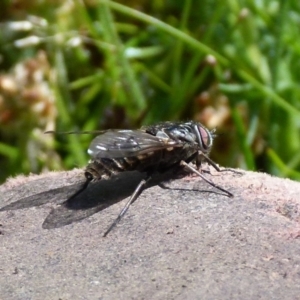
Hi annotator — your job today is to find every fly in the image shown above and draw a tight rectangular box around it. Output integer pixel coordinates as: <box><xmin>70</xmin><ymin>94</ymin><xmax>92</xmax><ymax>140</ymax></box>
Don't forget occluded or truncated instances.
<box><xmin>63</xmin><ymin>121</ymin><xmax>236</xmax><ymax>237</ymax></box>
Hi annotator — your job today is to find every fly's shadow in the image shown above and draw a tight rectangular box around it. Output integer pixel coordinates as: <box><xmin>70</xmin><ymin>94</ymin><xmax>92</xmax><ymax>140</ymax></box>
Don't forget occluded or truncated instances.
<box><xmin>0</xmin><ymin>169</ymin><xmax>85</xmax><ymax>211</ymax></box>
<box><xmin>43</xmin><ymin>167</ymin><xmax>234</xmax><ymax>231</ymax></box>
<box><xmin>43</xmin><ymin>171</ymin><xmax>149</xmax><ymax>229</ymax></box>
<box><xmin>0</xmin><ymin>167</ymin><xmax>236</xmax><ymax>232</ymax></box>
<box><xmin>0</xmin><ymin>169</ymin><xmax>183</xmax><ymax>229</ymax></box>
<box><xmin>0</xmin><ymin>170</ymin><xmax>147</xmax><ymax>228</ymax></box>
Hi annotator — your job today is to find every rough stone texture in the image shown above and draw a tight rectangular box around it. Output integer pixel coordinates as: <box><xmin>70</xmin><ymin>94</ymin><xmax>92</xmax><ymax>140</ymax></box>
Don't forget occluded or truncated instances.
<box><xmin>0</xmin><ymin>167</ymin><xmax>300</xmax><ymax>300</ymax></box>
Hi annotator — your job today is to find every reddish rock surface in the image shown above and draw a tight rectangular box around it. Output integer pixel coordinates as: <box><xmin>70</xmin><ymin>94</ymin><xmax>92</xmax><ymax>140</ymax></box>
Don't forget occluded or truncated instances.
<box><xmin>0</xmin><ymin>168</ymin><xmax>300</xmax><ymax>299</ymax></box>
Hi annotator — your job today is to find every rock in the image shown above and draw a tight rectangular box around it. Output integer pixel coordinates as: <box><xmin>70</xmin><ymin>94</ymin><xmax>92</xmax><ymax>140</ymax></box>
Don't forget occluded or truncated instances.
<box><xmin>0</xmin><ymin>168</ymin><xmax>300</xmax><ymax>299</ymax></box>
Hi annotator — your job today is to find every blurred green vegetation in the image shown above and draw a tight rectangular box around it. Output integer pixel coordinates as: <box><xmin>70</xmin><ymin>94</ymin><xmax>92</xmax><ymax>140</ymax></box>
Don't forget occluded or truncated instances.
<box><xmin>0</xmin><ymin>0</ymin><xmax>300</xmax><ymax>182</ymax></box>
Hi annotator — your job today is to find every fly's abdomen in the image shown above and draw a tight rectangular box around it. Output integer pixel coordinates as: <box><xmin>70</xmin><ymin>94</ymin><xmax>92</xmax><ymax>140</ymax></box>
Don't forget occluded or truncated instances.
<box><xmin>86</xmin><ymin>153</ymin><xmax>159</xmax><ymax>181</ymax></box>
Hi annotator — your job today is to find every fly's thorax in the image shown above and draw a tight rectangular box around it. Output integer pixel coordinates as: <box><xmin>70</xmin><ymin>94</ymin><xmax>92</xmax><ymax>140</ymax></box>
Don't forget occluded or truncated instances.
<box><xmin>142</xmin><ymin>121</ymin><xmax>214</xmax><ymax>154</ymax></box>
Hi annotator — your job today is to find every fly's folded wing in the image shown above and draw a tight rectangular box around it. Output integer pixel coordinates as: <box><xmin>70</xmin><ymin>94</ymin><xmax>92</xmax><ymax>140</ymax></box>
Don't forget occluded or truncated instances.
<box><xmin>87</xmin><ymin>130</ymin><xmax>182</xmax><ymax>159</ymax></box>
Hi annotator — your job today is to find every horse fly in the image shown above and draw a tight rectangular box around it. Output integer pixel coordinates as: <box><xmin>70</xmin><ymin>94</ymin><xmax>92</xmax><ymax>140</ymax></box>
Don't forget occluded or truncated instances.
<box><xmin>70</xmin><ymin>121</ymin><xmax>235</xmax><ymax>236</ymax></box>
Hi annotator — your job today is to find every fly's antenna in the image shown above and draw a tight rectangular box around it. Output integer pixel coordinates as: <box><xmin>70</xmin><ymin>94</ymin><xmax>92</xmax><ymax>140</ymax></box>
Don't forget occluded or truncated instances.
<box><xmin>45</xmin><ymin>130</ymin><xmax>105</xmax><ymax>135</ymax></box>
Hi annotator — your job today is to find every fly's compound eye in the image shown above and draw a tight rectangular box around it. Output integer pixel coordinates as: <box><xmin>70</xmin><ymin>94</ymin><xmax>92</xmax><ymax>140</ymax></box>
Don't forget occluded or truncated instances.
<box><xmin>195</xmin><ymin>124</ymin><xmax>213</xmax><ymax>151</ymax></box>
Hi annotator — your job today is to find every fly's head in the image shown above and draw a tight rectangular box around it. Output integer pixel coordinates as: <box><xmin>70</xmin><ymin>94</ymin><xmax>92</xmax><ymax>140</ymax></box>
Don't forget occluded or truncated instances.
<box><xmin>192</xmin><ymin>122</ymin><xmax>215</xmax><ymax>169</ymax></box>
<box><xmin>192</xmin><ymin>122</ymin><xmax>214</xmax><ymax>154</ymax></box>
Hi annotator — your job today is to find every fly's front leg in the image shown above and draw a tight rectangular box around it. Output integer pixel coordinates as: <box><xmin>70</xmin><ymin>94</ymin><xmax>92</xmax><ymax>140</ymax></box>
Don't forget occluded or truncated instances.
<box><xmin>198</xmin><ymin>153</ymin><xmax>243</xmax><ymax>176</ymax></box>
<box><xmin>180</xmin><ymin>160</ymin><xmax>234</xmax><ymax>197</ymax></box>
<box><xmin>103</xmin><ymin>176</ymin><xmax>152</xmax><ymax>237</ymax></box>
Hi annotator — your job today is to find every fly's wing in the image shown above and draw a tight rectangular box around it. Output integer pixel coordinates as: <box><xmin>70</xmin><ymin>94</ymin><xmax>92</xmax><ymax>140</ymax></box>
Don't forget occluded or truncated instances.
<box><xmin>87</xmin><ymin>130</ymin><xmax>182</xmax><ymax>159</ymax></box>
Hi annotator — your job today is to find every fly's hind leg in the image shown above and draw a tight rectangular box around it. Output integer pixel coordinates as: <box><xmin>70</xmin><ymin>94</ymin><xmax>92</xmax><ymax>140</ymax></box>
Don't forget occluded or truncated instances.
<box><xmin>103</xmin><ymin>176</ymin><xmax>152</xmax><ymax>237</ymax></box>
<box><xmin>67</xmin><ymin>173</ymin><xmax>93</xmax><ymax>202</ymax></box>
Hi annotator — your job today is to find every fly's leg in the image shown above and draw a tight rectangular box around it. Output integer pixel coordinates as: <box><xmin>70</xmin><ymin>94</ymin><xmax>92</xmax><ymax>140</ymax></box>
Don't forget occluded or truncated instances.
<box><xmin>180</xmin><ymin>160</ymin><xmax>233</xmax><ymax>197</ymax></box>
<box><xmin>103</xmin><ymin>176</ymin><xmax>151</xmax><ymax>237</ymax></box>
<box><xmin>67</xmin><ymin>175</ymin><xmax>93</xmax><ymax>202</ymax></box>
<box><xmin>158</xmin><ymin>182</ymin><xmax>169</xmax><ymax>189</ymax></box>
<box><xmin>198</xmin><ymin>153</ymin><xmax>243</xmax><ymax>176</ymax></box>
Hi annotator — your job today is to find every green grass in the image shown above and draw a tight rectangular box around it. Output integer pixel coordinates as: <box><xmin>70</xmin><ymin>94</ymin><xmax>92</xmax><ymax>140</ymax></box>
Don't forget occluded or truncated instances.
<box><xmin>0</xmin><ymin>0</ymin><xmax>300</xmax><ymax>182</ymax></box>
